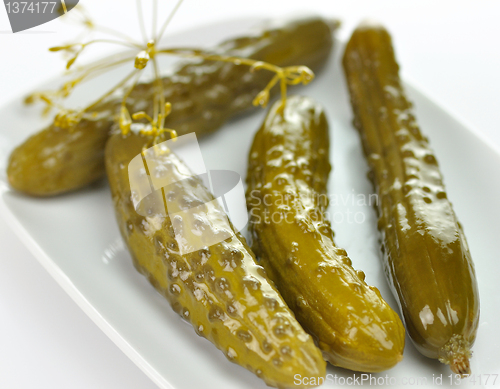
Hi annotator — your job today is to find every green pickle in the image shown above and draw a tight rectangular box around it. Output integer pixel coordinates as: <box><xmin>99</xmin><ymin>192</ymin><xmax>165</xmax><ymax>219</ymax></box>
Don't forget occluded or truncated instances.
<box><xmin>8</xmin><ymin>17</ymin><xmax>336</xmax><ymax>196</ymax></box>
<box><xmin>246</xmin><ymin>95</ymin><xmax>405</xmax><ymax>372</ymax></box>
<box><xmin>342</xmin><ymin>23</ymin><xmax>480</xmax><ymax>375</ymax></box>
<box><xmin>105</xmin><ymin>132</ymin><xmax>326</xmax><ymax>388</ymax></box>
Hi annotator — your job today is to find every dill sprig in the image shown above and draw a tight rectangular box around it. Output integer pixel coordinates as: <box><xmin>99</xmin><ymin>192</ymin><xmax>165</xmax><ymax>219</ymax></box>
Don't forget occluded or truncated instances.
<box><xmin>26</xmin><ymin>0</ymin><xmax>315</xmax><ymax>145</ymax></box>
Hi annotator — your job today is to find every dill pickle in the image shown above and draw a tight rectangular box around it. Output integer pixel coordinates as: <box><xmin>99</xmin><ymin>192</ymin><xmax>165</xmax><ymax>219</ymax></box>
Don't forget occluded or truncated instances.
<box><xmin>8</xmin><ymin>17</ymin><xmax>336</xmax><ymax>197</ymax></box>
<box><xmin>104</xmin><ymin>131</ymin><xmax>326</xmax><ymax>388</ymax></box>
<box><xmin>246</xmin><ymin>95</ymin><xmax>405</xmax><ymax>372</ymax></box>
<box><xmin>342</xmin><ymin>23</ymin><xmax>480</xmax><ymax>375</ymax></box>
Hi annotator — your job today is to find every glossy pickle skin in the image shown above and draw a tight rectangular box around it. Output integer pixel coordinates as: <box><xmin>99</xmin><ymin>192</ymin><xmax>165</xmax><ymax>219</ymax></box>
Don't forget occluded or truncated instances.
<box><xmin>7</xmin><ymin>17</ymin><xmax>336</xmax><ymax>197</ymax></box>
<box><xmin>246</xmin><ymin>95</ymin><xmax>405</xmax><ymax>372</ymax></box>
<box><xmin>105</xmin><ymin>132</ymin><xmax>326</xmax><ymax>388</ymax></box>
<box><xmin>342</xmin><ymin>24</ymin><xmax>479</xmax><ymax>374</ymax></box>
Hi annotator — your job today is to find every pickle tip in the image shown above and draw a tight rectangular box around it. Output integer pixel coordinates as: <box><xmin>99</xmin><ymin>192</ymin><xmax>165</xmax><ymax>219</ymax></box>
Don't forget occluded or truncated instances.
<box><xmin>438</xmin><ymin>335</ymin><xmax>472</xmax><ymax>377</ymax></box>
<box><xmin>450</xmin><ymin>356</ymin><xmax>471</xmax><ymax>377</ymax></box>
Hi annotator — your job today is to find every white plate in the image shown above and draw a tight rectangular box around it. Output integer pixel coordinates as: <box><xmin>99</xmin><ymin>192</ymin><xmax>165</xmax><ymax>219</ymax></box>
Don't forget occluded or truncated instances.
<box><xmin>0</xmin><ymin>18</ymin><xmax>499</xmax><ymax>389</ymax></box>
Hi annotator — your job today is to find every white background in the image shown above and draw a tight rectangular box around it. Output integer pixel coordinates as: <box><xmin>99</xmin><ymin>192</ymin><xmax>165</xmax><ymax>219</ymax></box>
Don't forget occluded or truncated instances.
<box><xmin>1</xmin><ymin>1</ymin><xmax>499</xmax><ymax>388</ymax></box>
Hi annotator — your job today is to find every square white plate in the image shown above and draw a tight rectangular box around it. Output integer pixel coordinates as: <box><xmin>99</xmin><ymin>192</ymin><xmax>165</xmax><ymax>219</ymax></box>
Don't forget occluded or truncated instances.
<box><xmin>0</xmin><ymin>18</ymin><xmax>498</xmax><ymax>389</ymax></box>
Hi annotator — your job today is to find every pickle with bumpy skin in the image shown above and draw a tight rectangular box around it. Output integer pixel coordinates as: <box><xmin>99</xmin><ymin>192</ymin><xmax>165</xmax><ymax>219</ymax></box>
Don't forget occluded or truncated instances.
<box><xmin>105</xmin><ymin>131</ymin><xmax>326</xmax><ymax>388</ymax></box>
<box><xmin>246</xmin><ymin>95</ymin><xmax>405</xmax><ymax>372</ymax></box>
<box><xmin>342</xmin><ymin>22</ymin><xmax>480</xmax><ymax>375</ymax></box>
<box><xmin>8</xmin><ymin>17</ymin><xmax>336</xmax><ymax>197</ymax></box>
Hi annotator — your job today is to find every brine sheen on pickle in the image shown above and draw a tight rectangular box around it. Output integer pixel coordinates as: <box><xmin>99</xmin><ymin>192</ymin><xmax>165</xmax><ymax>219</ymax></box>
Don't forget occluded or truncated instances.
<box><xmin>105</xmin><ymin>131</ymin><xmax>326</xmax><ymax>388</ymax></box>
<box><xmin>246</xmin><ymin>95</ymin><xmax>405</xmax><ymax>372</ymax></box>
<box><xmin>342</xmin><ymin>23</ymin><xmax>480</xmax><ymax>376</ymax></box>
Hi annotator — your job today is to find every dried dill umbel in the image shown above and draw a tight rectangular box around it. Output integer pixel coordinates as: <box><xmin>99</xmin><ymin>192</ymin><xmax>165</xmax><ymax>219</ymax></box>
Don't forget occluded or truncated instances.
<box><xmin>10</xmin><ymin>3</ymin><xmax>336</xmax><ymax>196</ymax></box>
<box><xmin>26</xmin><ymin>0</ymin><xmax>316</xmax><ymax>146</ymax></box>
